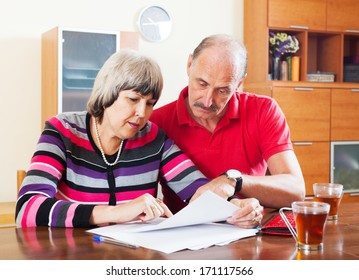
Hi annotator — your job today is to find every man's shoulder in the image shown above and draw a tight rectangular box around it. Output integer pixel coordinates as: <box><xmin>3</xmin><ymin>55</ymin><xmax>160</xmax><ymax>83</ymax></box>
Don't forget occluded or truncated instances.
<box><xmin>151</xmin><ymin>99</ymin><xmax>178</xmax><ymax>124</ymax></box>
<box><xmin>238</xmin><ymin>92</ymin><xmax>277</xmax><ymax>109</ymax></box>
<box><xmin>239</xmin><ymin>91</ymin><xmax>274</xmax><ymax>102</ymax></box>
<box><xmin>153</xmin><ymin>99</ymin><xmax>177</xmax><ymax>113</ymax></box>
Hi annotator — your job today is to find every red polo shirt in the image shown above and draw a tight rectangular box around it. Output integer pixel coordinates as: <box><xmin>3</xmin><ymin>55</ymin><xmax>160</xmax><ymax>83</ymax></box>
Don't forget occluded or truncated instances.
<box><xmin>151</xmin><ymin>86</ymin><xmax>293</xmax><ymax>212</ymax></box>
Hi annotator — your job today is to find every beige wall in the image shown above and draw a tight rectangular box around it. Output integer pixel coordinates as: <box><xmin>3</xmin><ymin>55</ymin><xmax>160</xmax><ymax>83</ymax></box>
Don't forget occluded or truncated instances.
<box><xmin>0</xmin><ymin>0</ymin><xmax>244</xmax><ymax>202</ymax></box>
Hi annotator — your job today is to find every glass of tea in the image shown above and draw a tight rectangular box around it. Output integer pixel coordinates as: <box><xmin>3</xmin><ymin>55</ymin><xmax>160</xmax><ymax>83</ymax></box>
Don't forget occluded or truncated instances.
<box><xmin>313</xmin><ymin>183</ymin><xmax>343</xmax><ymax>220</ymax></box>
<box><xmin>280</xmin><ymin>201</ymin><xmax>330</xmax><ymax>250</ymax></box>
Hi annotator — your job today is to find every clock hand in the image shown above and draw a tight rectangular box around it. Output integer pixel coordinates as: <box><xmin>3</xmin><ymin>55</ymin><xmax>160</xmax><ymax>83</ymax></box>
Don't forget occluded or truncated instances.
<box><xmin>143</xmin><ymin>20</ymin><xmax>170</xmax><ymax>26</ymax></box>
<box><xmin>142</xmin><ymin>22</ymin><xmax>158</xmax><ymax>26</ymax></box>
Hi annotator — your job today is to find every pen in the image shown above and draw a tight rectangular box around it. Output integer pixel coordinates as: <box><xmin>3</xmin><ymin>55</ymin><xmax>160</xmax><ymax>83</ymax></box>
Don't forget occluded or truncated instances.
<box><xmin>92</xmin><ymin>235</ymin><xmax>139</xmax><ymax>249</ymax></box>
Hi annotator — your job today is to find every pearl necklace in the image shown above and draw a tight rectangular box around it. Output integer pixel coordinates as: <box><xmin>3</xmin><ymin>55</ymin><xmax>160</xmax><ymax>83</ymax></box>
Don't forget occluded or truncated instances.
<box><xmin>94</xmin><ymin>118</ymin><xmax>123</xmax><ymax>166</ymax></box>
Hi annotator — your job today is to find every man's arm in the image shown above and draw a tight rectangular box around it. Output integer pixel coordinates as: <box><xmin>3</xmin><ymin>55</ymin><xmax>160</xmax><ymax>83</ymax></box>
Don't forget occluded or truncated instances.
<box><xmin>239</xmin><ymin>150</ymin><xmax>305</xmax><ymax>208</ymax></box>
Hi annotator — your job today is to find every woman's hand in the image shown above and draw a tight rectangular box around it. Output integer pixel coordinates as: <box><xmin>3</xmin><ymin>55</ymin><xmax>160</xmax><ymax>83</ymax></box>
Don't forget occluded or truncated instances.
<box><xmin>127</xmin><ymin>194</ymin><xmax>173</xmax><ymax>222</ymax></box>
<box><xmin>226</xmin><ymin>198</ymin><xmax>263</xmax><ymax>228</ymax></box>
<box><xmin>90</xmin><ymin>194</ymin><xmax>172</xmax><ymax>225</ymax></box>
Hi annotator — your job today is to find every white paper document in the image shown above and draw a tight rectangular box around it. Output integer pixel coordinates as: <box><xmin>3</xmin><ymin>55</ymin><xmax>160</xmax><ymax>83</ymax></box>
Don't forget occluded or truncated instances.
<box><xmin>87</xmin><ymin>191</ymin><xmax>259</xmax><ymax>254</ymax></box>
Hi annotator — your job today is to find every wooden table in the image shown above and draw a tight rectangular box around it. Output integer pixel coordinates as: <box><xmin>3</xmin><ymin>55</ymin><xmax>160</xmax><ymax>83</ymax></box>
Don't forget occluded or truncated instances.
<box><xmin>1</xmin><ymin>202</ymin><xmax>358</xmax><ymax>260</ymax></box>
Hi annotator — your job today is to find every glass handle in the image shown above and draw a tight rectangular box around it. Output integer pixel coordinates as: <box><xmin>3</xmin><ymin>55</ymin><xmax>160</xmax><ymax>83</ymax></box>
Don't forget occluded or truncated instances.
<box><xmin>279</xmin><ymin>207</ymin><xmax>297</xmax><ymax>241</ymax></box>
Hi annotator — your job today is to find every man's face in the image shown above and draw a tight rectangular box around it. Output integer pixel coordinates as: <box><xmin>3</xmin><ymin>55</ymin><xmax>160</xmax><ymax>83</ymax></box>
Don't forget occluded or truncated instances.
<box><xmin>186</xmin><ymin>48</ymin><xmax>241</xmax><ymax>122</ymax></box>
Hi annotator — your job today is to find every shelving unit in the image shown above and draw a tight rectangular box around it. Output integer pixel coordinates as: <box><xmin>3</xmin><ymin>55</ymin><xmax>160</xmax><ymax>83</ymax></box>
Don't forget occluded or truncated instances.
<box><xmin>41</xmin><ymin>27</ymin><xmax>139</xmax><ymax>127</ymax></box>
<box><xmin>244</xmin><ymin>0</ymin><xmax>359</xmax><ymax>199</ymax></box>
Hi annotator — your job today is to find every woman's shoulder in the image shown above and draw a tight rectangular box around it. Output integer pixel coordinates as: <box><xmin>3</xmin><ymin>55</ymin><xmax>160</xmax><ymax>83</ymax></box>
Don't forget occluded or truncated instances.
<box><xmin>123</xmin><ymin>121</ymin><xmax>169</xmax><ymax>158</ymax></box>
<box><xmin>46</xmin><ymin>111</ymin><xmax>88</xmax><ymax>134</ymax></box>
<box><xmin>130</xmin><ymin>121</ymin><xmax>166</xmax><ymax>141</ymax></box>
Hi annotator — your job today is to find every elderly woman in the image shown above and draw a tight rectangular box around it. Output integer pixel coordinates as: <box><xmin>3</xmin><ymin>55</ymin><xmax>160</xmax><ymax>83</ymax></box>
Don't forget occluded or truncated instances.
<box><xmin>16</xmin><ymin>49</ymin><xmax>262</xmax><ymax>228</ymax></box>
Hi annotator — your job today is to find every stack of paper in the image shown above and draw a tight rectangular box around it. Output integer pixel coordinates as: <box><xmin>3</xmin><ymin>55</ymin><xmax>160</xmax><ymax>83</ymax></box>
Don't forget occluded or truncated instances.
<box><xmin>87</xmin><ymin>191</ymin><xmax>258</xmax><ymax>254</ymax></box>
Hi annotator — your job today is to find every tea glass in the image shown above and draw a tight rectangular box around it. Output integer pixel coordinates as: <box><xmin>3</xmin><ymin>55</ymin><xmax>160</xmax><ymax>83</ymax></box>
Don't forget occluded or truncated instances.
<box><xmin>313</xmin><ymin>183</ymin><xmax>343</xmax><ymax>220</ymax></box>
<box><xmin>280</xmin><ymin>201</ymin><xmax>330</xmax><ymax>251</ymax></box>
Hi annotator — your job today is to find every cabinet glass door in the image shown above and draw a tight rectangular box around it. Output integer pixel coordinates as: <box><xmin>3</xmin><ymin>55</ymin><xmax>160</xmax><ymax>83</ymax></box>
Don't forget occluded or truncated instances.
<box><xmin>61</xmin><ymin>30</ymin><xmax>117</xmax><ymax>112</ymax></box>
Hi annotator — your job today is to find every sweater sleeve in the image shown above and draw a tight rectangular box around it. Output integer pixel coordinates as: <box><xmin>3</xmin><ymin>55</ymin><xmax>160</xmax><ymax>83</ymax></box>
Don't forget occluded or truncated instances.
<box><xmin>159</xmin><ymin>136</ymin><xmax>210</xmax><ymax>201</ymax></box>
<box><xmin>15</xmin><ymin>117</ymin><xmax>95</xmax><ymax>228</ymax></box>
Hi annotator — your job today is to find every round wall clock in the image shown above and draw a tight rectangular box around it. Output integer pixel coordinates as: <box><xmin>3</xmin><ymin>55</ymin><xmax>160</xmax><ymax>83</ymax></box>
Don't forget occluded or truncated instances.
<box><xmin>137</xmin><ymin>6</ymin><xmax>172</xmax><ymax>42</ymax></box>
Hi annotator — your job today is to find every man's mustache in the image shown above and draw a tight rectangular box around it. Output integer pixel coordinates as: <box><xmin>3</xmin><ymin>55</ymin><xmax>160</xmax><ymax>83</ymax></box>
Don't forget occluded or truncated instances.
<box><xmin>193</xmin><ymin>102</ymin><xmax>219</xmax><ymax>112</ymax></box>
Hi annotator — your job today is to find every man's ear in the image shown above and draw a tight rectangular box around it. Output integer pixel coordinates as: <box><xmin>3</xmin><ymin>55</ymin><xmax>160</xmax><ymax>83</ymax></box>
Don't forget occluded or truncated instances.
<box><xmin>186</xmin><ymin>54</ymin><xmax>193</xmax><ymax>76</ymax></box>
<box><xmin>236</xmin><ymin>73</ymin><xmax>247</xmax><ymax>90</ymax></box>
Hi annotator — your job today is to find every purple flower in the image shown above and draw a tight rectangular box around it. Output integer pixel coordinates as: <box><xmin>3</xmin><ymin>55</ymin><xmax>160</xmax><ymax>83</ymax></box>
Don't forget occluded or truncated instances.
<box><xmin>269</xmin><ymin>32</ymin><xmax>299</xmax><ymax>58</ymax></box>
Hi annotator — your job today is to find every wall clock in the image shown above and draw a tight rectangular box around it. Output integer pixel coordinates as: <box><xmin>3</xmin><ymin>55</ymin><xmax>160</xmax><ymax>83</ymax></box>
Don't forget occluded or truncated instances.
<box><xmin>137</xmin><ymin>6</ymin><xmax>172</xmax><ymax>42</ymax></box>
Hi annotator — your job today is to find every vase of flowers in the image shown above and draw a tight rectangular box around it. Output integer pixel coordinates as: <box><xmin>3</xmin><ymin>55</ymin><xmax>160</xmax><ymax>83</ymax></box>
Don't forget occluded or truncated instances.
<box><xmin>269</xmin><ymin>32</ymin><xmax>299</xmax><ymax>80</ymax></box>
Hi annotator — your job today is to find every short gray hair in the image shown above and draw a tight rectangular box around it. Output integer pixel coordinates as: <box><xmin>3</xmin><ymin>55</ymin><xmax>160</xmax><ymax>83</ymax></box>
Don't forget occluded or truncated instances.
<box><xmin>192</xmin><ymin>34</ymin><xmax>247</xmax><ymax>80</ymax></box>
<box><xmin>87</xmin><ymin>49</ymin><xmax>163</xmax><ymax>121</ymax></box>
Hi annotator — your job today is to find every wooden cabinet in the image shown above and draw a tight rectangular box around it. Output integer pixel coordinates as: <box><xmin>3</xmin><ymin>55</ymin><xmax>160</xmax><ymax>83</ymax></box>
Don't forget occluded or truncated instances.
<box><xmin>244</xmin><ymin>0</ymin><xmax>359</xmax><ymax>199</ymax></box>
<box><xmin>293</xmin><ymin>142</ymin><xmax>330</xmax><ymax>196</ymax></box>
<box><xmin>268</xmin><ymin>0</ymin><xmax>359</xmax><ymax>33</ymax></box>
<box><xmin>268</xmin><ymin>0</ymin><xmax>327</xmax><ymax>31</ymax></box>
<box><xmin>273</xmin><ymin>87</ymin><xmax>330</xmax><ymax>141</ymax></box>
<box><xmin>331</xmin><ymin>88</ymin><xmax>359</xmax><ymax>140</ymax></box>
<box><xmin>41</xmin><ymin>27</ymin><xmax>139</xmax><ymax>127</ymax></box>
<box><xmin>327</xmin><ymin>0</ymin><xmax>359</xmax><ymax>32</ymax></box>
<box><xmin>245</xmin><ymin>0</ymin><xmax>359</xmax><ymax>84</ymax></box>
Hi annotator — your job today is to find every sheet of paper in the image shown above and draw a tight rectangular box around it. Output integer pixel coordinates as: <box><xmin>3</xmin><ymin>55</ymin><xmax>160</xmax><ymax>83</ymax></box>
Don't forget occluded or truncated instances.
<box><xmin>87</xmin><ymin>191</ymin><xmax>259</xmax><ymax>253</ymax></box>
<box><xmin>126</xmin><ymin>190</ymin><xmax>240</xmax><ymax>232</ymax></box>
<box><xmin>88</xmin><ymin>222</ymin><xmax>258</xmax><ymax>254</ymax></box>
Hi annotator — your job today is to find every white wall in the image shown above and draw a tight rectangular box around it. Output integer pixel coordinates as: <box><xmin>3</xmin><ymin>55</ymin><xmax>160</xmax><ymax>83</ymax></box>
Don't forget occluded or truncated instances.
<box><xmin>0</xmin><ymin>0</ymin><xmax>244</xmax><ymax>202</ymax></box>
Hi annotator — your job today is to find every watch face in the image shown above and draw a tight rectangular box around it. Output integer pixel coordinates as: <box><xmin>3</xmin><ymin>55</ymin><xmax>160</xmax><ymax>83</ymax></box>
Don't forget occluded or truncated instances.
<box><xmin>227</xmin><ymin>169</ymin><xmax>242</xmax><ymax>179</ymax></box>
<box><xmin>138</xmin><ymin>6</ymin><xmax>172</xmax><ymax>42</ymax></box>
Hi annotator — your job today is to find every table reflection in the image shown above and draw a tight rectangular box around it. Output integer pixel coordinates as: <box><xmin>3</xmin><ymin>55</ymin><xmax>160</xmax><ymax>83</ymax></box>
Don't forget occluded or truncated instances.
<box><xmin>15</xmin><ymin>227</ymin><xmax>166</xmax><ymax>260</ymax></box>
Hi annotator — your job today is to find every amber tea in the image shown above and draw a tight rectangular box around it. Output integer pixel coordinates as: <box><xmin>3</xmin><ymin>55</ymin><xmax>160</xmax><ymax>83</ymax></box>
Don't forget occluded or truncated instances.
<box><xmin>294</xmin><ymin>211</ymin><xmax>328</xmax><ymax>248</ymax></box>
<box><xmin>280</xmin><ymin>201</ymin><xmax>330</xmax><ymax>250</ymax></box>
<box><xmin>314</xmin><ymin>196</ymin><xmax>341</xmax><ymax>217</ymax></box>
<box><xmin>313</xmin><ymin>183</ymin><xmax>343</xmax><ymax>220</ymax></box>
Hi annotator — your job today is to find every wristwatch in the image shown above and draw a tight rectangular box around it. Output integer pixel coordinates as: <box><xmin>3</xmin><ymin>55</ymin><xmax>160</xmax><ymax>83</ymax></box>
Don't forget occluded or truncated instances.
<box><xmin>225</xmin><ymin>169</ymin><xmax>243</xmax><ymax>194</ymax></box>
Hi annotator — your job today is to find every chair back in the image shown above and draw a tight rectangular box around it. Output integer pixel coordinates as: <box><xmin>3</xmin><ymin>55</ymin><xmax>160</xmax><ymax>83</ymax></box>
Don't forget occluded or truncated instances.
<box><xmin>17</xmin><ymin>170</ymin><xmax>26</xmax><ymax>193</ymax></box>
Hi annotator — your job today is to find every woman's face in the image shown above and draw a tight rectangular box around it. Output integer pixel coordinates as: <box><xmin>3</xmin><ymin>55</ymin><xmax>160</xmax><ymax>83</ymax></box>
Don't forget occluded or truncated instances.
<box><xmin>103</xmin><ymin>89</ymin><xmax>157</xmax><ymax>140</ymax></box>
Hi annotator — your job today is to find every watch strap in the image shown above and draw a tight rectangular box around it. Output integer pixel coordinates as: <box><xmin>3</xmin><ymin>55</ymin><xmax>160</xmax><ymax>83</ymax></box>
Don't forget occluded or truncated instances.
<box><xmin>234</xmin><ymin>177</ymin><xmax>243</xmax><ymax>193</ymax></box>
<box><xmin>227</xmin><ymin>195</ymin><xmax>240</xmax><ymax>202</ymax></box>
<box><xmin>222</xmin><ymin>171</ymin><xmax>243</xmax><ymax>194</ymax></box>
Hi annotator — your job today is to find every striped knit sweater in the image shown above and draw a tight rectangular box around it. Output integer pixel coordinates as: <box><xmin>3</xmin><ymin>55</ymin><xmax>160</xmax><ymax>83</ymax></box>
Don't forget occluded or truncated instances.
<box><xmin>15</xmin><ymin>112</ymin><xmax>209</xmax><ymax>228</ymax></box>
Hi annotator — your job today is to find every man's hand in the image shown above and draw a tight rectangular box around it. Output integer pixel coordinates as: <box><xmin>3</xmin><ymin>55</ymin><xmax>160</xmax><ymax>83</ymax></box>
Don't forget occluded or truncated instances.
<box><xmin>189</xmin><ymin>175</ymin><xmax>235</xmax><ymax>202</ymax></box>
<box><xmin>226</xmin><ymin>198</ymin><xmax>263</xmax><ymax>228</ymax></box>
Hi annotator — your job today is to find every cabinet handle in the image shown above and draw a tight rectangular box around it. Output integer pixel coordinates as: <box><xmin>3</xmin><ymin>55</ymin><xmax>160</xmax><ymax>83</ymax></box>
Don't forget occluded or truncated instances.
<box><xmin>290</xmin><ymin>25</ymin><xmax>309</xmax><ymax>30</ymax></box>
<box><xmin>293</xmin><ymin>87</ymin><xmax>314</xmax><ymax>91</ymax></box>
<box><xmin>349</xmin><ymin>192</ymin><xmax>359</xmax><ymax>197</ymax></box>
<box><xmin>345</xmin><ymin>29</ymin><xmax>359</xmax><ymax>33</ymax></box>
<box><xmin>293</xmin><ymin>142</ymin><xmax>313</xmax><ymax>146</ymax></box>
<box><xmin>351</xmin><ymin>89</ymin><xmax>359</xmax><ymax>92</ymax></box>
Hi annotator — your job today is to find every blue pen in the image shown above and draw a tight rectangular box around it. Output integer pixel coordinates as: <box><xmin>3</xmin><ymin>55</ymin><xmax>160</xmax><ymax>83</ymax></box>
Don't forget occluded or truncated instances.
<box><xmin>92</xmin><ymin>235</ymin><xmax>139</xmax><ymax>249</ymax></box>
